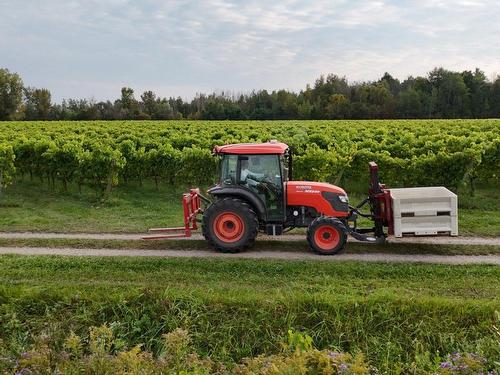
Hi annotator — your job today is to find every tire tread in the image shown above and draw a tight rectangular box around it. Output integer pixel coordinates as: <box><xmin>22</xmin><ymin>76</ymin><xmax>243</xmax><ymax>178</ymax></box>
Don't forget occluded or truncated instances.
<box><xmin>306</xmin><ymin>216</ymin><xmax>347</xmax><ymax>255</ymax></box>
<box><xmin>202</xmin><ymin>197</ymin><xmax>258</xmax><ymax>253</ymax></box>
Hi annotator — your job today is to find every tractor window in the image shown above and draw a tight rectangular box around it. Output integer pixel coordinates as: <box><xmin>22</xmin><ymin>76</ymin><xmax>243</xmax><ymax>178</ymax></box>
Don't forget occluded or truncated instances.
<box><xmin>220</xmin><ymin>154</ymin><xmax>238</xmax><ymax>185</ymax></box>
<box><xmin>238</xmin><ymin>154</ymin><xmax>284</xmax><ymax>221</ymax></box>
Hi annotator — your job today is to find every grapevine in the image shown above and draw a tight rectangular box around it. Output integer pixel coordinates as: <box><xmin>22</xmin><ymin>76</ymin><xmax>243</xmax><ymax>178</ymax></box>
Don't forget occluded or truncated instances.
<box><xmin>0</xmin><ymin>119</ymin><xmax>497</xmax><ymax>198</ymax></box>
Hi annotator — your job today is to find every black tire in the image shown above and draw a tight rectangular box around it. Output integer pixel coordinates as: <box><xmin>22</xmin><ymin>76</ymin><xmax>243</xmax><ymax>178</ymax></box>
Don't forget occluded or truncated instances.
<box><xmin>307</xmin><ymin>217</ymin><xmax>347</xmax><ymax>255</ymax></box>
<box><xmin>202</xmin><ymin>197</ymin><xmax>258</xmax><ymax>253</ymax></box>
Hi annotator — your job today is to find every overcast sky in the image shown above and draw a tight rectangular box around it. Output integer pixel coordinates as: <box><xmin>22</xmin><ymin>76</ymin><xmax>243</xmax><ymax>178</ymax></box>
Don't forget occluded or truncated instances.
<box><xmin>1</xmin><ymin>0</ymin><xmax>499</xmax><ymax>102</ymax></box>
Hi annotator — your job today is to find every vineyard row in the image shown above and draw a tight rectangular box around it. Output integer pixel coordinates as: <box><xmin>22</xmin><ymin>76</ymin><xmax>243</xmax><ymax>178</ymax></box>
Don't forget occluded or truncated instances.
<box><xmin>0</xmin><ymin>120</ymin><xmax>498</xmax><ymax>198</ymax></box>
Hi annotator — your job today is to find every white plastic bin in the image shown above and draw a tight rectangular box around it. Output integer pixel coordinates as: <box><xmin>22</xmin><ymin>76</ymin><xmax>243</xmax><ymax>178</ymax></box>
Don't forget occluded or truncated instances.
<box><xmin>390</xmin><ymin>187</ymin><xmax>458</xmax><ymax>237</ymax></box>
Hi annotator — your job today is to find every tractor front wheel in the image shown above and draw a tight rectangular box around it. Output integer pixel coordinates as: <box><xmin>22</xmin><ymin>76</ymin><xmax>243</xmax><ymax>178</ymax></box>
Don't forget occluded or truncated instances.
<box><xmin>307</xmin><ymin>217</ymin><xmax>347</xmax><ymax>255</ymax></box>
<box><xmin>202</xmin><ymin>198</ymin><xmax>258</xmax><ymax>253</ymax></box>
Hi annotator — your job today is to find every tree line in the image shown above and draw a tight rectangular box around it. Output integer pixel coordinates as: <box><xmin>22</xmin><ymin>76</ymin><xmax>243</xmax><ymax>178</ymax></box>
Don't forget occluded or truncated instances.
<box><xmin>1</xmin><ymin>67</ymin><xmax>500</xmax><ymax>121</ymax></box>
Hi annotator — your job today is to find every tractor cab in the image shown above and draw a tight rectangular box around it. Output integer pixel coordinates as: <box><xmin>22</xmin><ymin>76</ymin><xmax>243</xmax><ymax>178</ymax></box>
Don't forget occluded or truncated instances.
<box><xmin>210</xmin><ymin>141</ymin><xmax>291</xmax><ymax>222</ymax></box>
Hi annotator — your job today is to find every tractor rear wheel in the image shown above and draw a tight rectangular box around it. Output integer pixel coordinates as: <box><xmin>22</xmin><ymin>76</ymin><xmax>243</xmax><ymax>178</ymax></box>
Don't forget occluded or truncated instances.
<box><xmin>307</xmin><ymin>217</ymin><xmax>347</xmax><ymax>255</ymax></box>
<box><xmin>202</xmin><ymin>197</ymin><xmax>258</xmax><ymax>253</ymax></box>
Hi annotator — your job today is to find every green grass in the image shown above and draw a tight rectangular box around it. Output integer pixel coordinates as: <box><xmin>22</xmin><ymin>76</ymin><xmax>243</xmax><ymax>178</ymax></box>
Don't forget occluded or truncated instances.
<box><xmin>0</xmin><ymin>237</ymin><xmax>498</xmax><ymax>255</ymax></box>
<box><xmin>0</xmin><ymin>255</ymin><xmax>499</xmax><ymax>372</ymax></box>
<box><xmin>1</xmin><ymin>180</ymin><xmax>499</xmax><ymax>236</ymax></box>
<box><xmin>0</xmin><ymin>180</ymin><xmax>185</xmax><ymax>233</ymax></box>
<box><xmin>456</xmin><ymin>185</ymin><xmax>500</xmax><ymax>236</ymax></box>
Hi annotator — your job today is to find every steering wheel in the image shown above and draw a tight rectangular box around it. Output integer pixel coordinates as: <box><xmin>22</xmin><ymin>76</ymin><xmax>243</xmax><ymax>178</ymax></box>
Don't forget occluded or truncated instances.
<box><xmin>258</xmin><ymin>179</ymin><xmax>280</xmax><ymax>196</ymax></box>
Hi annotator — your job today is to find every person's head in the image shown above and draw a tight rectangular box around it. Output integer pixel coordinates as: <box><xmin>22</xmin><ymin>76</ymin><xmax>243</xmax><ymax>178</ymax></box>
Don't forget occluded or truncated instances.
<box><xmin>241</xmin><ymin>159</ymin><xmax>249</xmax><ymax>169</ymax></box>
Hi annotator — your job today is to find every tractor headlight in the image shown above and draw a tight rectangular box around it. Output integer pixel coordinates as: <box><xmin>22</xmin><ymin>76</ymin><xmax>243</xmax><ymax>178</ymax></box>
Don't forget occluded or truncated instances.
<box><xmin>339</xmin><ymin>195</ymin><xmax>349</xmax><ymax>203</ymax></box>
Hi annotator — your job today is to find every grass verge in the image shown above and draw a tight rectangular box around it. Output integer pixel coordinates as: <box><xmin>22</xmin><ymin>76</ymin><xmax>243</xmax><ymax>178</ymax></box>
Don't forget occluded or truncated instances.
<box><xmin>1</xmin><ymin>180</ymin><xmax>499</xmax><ymax>236</ymax></box>
<box><xmin>0</xmin><ymin>237</ymin><xmax>499</xmax><ymax>255</ymax></box>
<box><xmin>0</xmin><ymin>255</ymin><xmax>499</xmax><ymax>373</ymax></box>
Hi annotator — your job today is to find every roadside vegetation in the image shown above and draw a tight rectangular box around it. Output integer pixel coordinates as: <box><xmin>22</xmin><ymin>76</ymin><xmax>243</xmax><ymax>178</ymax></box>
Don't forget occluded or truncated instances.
<box><xmin>0</xmin><ymin>255</ymin><xmax>499</xmax><ymax>373</ymax></box>
<box><xmin>3</xmin><ymin>327</ymin><xmax>496</xmax><ymax>374</ymax></box>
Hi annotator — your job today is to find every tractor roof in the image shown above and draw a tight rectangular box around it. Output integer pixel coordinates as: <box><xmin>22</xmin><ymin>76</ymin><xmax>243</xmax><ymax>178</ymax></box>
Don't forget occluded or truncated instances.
<box><xmin>213</xmin><ymin>141</ymin><xmax>289</xmax><ymax>155</ymax></box>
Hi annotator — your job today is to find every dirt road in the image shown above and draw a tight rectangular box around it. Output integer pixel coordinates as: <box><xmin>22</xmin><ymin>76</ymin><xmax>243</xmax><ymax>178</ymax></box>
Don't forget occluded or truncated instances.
<box><xmin>0</xmin><ymin>246</ymin><xmax>498</xmax><ymax>264</ymax></box>
<box><xmin>0</xmin><ymin>231</ymin><xmax>499</xmax><ymax>245</ymax></box>
<box><xmin>0</xmin><ymin>231</ymin><xmax>498</xmax><ymax>264</ymax></box>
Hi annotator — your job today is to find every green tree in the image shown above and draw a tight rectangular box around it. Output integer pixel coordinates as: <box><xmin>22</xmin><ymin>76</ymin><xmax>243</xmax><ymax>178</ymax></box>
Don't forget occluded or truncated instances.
<box><xmin>272</xmin><ymin>90</ymin><xmax>298</xmax><ymax>119</ymax></box>
<box><xmin>297</xmin><ymin>100</ymin><xmax>312</xmax><ymax>119</ymax></box>
<box><xmin>395</xmin><ymin>88</ymin><xmax>422</xmax><ymax>118</ymax></box>
<box><xmin>118</xmin><ymin>87</ymin><xmax>141</xmax><ymax>119</ymax></box>
<box><xmin>462</xmin><ymin>69</ymin><xmax>489</xmax><ymax>118</ymax></box>
<box><xmin>24</xmin><ymin>87</ymin><xmax>52</xmax><ymax>120</ymax></box>
<box><xmin>140</xmin><ymin>90</ymin><xmax>157</xmax><ymax>118</ymax></box>
<box><xmin>325</xmin><ymin>94</ymin><xmax>350</xmax><ymax>119</ymax></box>
<box><xmin>202</xmin><ymin>99</ymin><xmax>226</xmax><ymax>120</ymax></box>
<box><xmin>357</xmin><ymin>83</ymin><xmax>393</xmax><ymax>118</ymax></box>
<box><xmin>246</xmin><ymin>90</ymin><xmax>274</xmax><ymax>119</ymax></box>
<box><xmin>311</xmin><ymin>74</ymin><xmax>349</xmax><ymax>118</ymax></box>
<box><xmin>490</xmin><ymin>76</ymin><xmax>500</xmax><ymax>117</ymax></box>
<box><xmin>428</xmin><ymin>68</ymin><xmax>469</xmax><ymax>117</ymax></box>
<box><xmin>0</xmin><ymin>68</ymin><xmax>23</xmax><ymax>120</ymax></box>
<box><xmin>379</xmin><ymin>72</ymin><xmax>401</xmax><ymax>95</ymax></box>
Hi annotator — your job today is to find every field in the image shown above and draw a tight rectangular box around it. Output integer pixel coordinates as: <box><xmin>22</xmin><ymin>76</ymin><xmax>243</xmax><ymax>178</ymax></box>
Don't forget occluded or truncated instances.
<box><xmin>0</xmin><ymin>255</ymin><xmax>499</xmax><ymax>373</ymax></box>
<box><xmin>0</xmin><ymin>119</ymin><xmax>499</xmax><ymax>374</ymax></box>
<box><xmin>0</xmin><ymin>119</ymin><xmax>499</xmax><ymax>236</ymax></box>
<box><xmin>0</xmin><ymin>120</ymin><xmax>499</xmax><ymax>193</ymax></box>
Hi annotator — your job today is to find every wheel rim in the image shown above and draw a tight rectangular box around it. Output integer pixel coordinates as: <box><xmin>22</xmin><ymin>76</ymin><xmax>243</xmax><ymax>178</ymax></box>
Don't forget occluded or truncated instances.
<box><xmin>213</xmin><ymin>212</ymin><xmax>245</xmax><ymax>243</ymax></box>
<box><xmin>314</xmin><ymin>225</ymin><xmax>340</xmax><ymax>251</ymax></box>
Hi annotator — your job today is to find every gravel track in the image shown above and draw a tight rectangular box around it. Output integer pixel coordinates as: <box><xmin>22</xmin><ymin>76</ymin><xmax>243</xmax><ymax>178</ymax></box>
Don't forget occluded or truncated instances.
<box><xmin>0</xmin><ymin>246</ymin><xmax>499</xmax><ymax>264</ymax></box>
<box><xmin>0</xmin><ymin>231</ymin><xmax>499</xmax><ymax>245</ymax></box>
<box><xmin>0</xmin><ymin>231</ymin><xmax>498</xmax><ymax>264</ymax></box>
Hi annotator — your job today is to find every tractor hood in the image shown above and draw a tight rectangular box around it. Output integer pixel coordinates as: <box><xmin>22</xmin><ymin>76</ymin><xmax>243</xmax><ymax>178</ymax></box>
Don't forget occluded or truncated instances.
<box><xmin>286</xmin><ymin>181</ymin><xmax>349</xmax><ymax>217</ymax></box>
<box><xmin>286</xmin><ymin>181</ymin><xmax>347</xmax><ymax>196</ymax></box>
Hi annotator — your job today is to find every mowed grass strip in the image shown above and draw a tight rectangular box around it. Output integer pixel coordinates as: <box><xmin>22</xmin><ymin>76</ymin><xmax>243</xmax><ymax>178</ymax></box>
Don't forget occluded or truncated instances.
<box><xmin>0</xmin><ymin>255</ymin><xmax>499</xmax><ymax>373</ymax></box>
<box><xmin>1</xmin><ymin>180</ymin><xmax>499</xmax><ymax>237</ymax></box>
<box><xmin>0</xmin><ymin>237</ymin><xmax>499</xmax><ymax>255</ymax></box>
<box><xmin>1</xmin><ymin>255</ymin><xmax>499</xmax><ymax>299</ymax></box>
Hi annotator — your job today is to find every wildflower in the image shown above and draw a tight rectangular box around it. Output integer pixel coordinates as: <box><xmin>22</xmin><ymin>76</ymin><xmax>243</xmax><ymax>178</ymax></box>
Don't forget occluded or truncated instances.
<box><xmin>439</xmin><ymin>361</ymin><xmax>452</xmax><ymax>368</ymax></box>
<box><xmin>338</xmin><ymin>362</ymin><xmax>349</xmax><ymax>373</ymax></box>
<box><xmin>328</xmin><ymin>351</ymin><xmax>342</xmax><ymax>359</ymax></box>
<box><xmin>20</xmin><ymin>352</ymin><xmax>30</xmax><ymax>360</ymax></box>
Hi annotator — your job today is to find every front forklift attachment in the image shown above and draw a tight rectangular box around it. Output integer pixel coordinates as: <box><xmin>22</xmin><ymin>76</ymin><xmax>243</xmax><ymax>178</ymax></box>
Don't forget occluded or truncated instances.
<box><xmin>143</xmin><ymin>189</ymin><xmax>203</xmax><ymax>240</ymax></box>
<box><xmin>347</xmin><ymin>162</ymin><xmax>392</xmax><ymax>243</ymax></box>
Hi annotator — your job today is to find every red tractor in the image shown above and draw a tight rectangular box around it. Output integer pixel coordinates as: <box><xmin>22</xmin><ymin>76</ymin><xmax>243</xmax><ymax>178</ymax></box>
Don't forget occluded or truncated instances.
<box><xmin>145</xmin><ymin>141</ymin><xmax>392</xmax><ymax>255</ymax></box>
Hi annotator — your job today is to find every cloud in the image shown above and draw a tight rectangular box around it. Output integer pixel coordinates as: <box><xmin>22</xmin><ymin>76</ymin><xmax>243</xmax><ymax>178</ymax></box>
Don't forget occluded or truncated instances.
<box><xmin>0</xmin><ymin>0</ymin><xmax>498</xmax><ymax>101</ymax></box>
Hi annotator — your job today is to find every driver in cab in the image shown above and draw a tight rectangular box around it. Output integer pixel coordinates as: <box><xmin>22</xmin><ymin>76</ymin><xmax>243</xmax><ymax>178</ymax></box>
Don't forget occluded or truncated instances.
<box><xmin>240</xmin><ymin>158</ymin><xmax>264</xmax><ymax>187</ymax></box>
<box><xmin>240</xmin><ymin>157</ymin><xmax>280</xmax><ymax>209</ymax></box>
